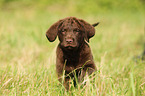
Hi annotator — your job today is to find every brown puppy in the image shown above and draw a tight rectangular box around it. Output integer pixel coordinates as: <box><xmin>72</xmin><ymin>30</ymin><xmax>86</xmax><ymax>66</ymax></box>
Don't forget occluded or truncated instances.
<box><xmin>46</xmin><ymin>17</ymin><xmax>99</xmax><ymax>90</ymax></box>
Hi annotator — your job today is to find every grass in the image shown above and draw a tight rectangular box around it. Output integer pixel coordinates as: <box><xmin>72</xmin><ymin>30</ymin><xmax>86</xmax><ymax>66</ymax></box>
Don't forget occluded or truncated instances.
<box><xmin>0</xmin><ymin>3</ymin><xmax>145</xmax><ymax>95</ymax></box>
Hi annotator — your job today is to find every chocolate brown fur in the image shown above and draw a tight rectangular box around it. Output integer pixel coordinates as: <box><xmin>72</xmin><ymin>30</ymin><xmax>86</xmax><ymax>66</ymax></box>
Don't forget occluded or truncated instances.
<box><xmin>46</xmin><ymin>17</ymin><xmax>99</xmax><ymax>90</ymax></box>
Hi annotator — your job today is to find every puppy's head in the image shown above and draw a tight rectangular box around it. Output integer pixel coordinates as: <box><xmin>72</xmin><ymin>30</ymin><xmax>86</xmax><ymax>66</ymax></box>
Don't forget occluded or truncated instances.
<box><xmin>46</xmin><ymin>17</ymin><xmax>99</xmax><ymax>50</ymax></box>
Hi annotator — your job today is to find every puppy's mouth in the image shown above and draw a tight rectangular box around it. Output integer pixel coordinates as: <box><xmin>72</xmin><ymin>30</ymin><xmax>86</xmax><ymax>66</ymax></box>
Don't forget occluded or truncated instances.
<box><xmin>64</xmin><ymin>44</ymin><xmax>77</xmax><ymax>48</ymax></box>
<box><xmin>62</xmin><ymin>43</ymin><xmax>78</xmax><ymax>50</ymax></box>
<box><xmin>65</xmin><ymin>46</ymin><xmax>74</xmax><ymax>50</ymax></box>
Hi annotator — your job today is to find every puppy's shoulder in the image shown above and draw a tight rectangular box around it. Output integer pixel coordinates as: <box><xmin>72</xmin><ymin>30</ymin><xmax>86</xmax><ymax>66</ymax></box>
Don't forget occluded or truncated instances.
<box><xmin>56</xmin><ymin>44</ymin><xmax>63</xmax><ymax>56</ymax></box>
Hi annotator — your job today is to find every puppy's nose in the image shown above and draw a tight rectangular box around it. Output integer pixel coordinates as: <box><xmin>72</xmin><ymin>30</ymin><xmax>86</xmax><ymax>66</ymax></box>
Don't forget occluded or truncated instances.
<box><xmin>66</xmin><ymin>39</ymin><xmax>73</xmax><ymax>43</ymax></box>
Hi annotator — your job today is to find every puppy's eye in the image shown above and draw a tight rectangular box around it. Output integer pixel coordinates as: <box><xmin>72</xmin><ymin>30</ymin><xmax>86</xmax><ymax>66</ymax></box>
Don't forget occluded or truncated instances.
<box><xmin>62</xmin><ymin>32</ymin><xmax>65</xmax><ymax>35</ymax></box>
<box><xmin>76</xmin><ymin>29</ymin><xmax>80</xmax><ymax>32</ymax></box>
<box><xmin>61</xmin><ymin>29</ymin><xmax>66</xmax><ymax>34</ymax></box>
<box><xmin>74</xmin><ymin>29</ymin><xmax>80</xmax><ymax>33</ymax></box>
<box><xmin>61</xmin><ymin>29</ymin><xmax>66</xmax><ymax>32</ymax></box>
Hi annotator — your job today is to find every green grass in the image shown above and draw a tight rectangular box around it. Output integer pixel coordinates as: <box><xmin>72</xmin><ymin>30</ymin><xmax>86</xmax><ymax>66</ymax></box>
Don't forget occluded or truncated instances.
<box><xmin>0</xmin><ymin>1</ymin><xmax>145</xmax><ymax>95</ymax></box>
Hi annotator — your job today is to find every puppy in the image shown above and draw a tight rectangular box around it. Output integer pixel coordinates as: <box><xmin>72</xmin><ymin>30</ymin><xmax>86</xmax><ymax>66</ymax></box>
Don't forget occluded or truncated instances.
<box><xmin>46</xmin><ymin>17</ymin><xmax>99</xmax><ymax>90</ymax></box>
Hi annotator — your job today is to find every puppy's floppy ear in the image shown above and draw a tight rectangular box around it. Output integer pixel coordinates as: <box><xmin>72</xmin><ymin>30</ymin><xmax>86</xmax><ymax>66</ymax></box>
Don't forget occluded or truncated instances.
<box><xmin>79</xmin><ymin>19</ymin><xmax>96</xmax><ymax>42</ymax></box>
<box><xmin>46</xmin><ymin>20</ymin><xmax>63</xmax><ymax>42</ymax></box>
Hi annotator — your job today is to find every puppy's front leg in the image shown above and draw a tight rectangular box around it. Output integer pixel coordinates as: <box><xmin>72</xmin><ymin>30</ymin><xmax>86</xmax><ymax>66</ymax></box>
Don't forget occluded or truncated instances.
<box><xmin>78</xmin><ymin>66</ymin><xmax>96</xmax><ymax>84</ymax></box>
<box><xmin>63</xmin><ymin>76</ymin><xmax>71</xmax><ymax>90</ymax></box>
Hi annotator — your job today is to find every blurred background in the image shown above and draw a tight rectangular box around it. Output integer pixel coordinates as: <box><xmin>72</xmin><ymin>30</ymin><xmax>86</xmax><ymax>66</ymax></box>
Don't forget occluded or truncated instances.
<box><xmin>0</xmin><ymin>0</ymin><xmax>144</xmax><ymax>63</ymax></box>
<box><xmin>0</xmin><ymin>0</ymin><xmax>145</xmax><ymax>95</ymax></box>
<box><xmin>0</xmin><ymin>0</ymin><xmax>144</xmax><ymax>14</ymax></box>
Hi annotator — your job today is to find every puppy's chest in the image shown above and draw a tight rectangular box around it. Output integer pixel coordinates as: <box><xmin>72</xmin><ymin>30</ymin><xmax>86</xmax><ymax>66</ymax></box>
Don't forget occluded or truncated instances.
<box><xmin>64</xmin><ymin>58</ymin><xmax>84</xmax><ymax>74</ymax></box>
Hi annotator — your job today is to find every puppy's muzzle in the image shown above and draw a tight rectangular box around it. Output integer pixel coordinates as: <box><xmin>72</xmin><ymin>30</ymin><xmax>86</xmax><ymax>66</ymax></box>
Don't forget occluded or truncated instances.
<box><xmin>66</xmin><ymin>38</ymin><xmax>73</xmax><ymax>44</ymax></box>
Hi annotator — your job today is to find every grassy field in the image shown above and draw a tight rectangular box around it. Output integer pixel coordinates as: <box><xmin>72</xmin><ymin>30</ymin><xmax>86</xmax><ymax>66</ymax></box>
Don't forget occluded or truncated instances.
<box><xmin>0</xmin><ymin>0</ymin><xmax>145</xmax><ymax>95</ymax></box>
